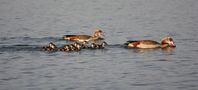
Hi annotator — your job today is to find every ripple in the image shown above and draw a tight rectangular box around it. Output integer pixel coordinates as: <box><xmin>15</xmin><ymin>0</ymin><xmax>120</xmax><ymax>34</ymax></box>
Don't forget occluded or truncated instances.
<box><xmin>20</xmin><ymin>65</ymin><xmax>48</xmax><ymax>71</ymax></box>
<box><xmin>130</xmin><ymin>82</ymin><xmax>163</xmax><ymax>87</ymax></box>
<box><xmin>10</xmin><ymin>56</ymin><xmax>23</xmax><ymax>59</ymax></box>
<box><xmin>0</xmin><ymin>76</ymin><xmax>20</xmax><ymax>81</ymax></box>
<box><xmin>156</xmin><ymin>59</ymin><xmax>170</xmax><ymax>61</ymax></box>
<box><xmin>0</xmin><ymin>44</ymin><xmax>40</xmax><ymax>52</ymax></box>
<box><xmin>64</xmin><ymin>87</ymin><xmax>78</xmax><ymax>90</ymax></box>
<box><xmin>0</xmin><ymin>36</ymin><xmax>62</xmax><ymax>43</ymax></box>
<box><xmin>21</xmin><ymin>71</ymin><xmax>34</xmax><ymax>75</ymax></box>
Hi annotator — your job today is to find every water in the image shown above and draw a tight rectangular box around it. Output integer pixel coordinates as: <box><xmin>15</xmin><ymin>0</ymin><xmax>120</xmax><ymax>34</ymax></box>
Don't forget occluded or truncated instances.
<box><xmin>0</xmin><ymin>0</ymin><xmax>198</xmax><ymax>90</ymax></box>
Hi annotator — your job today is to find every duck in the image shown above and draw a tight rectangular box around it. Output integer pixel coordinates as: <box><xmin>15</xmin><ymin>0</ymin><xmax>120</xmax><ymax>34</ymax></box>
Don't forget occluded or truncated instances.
<box><xmin>125</xmin><ymin>36</ymin><xmax>176</xmax><ymax>49</ymax></box>
<box><xmin>42</xmin><ymin>42</ymin><xmax>58</xmax><ymax>51</ymax></box>
<box><xmin>63</xmin><ymin>29</ymin><xmax>104</xmax><ymax>42</ymax></box>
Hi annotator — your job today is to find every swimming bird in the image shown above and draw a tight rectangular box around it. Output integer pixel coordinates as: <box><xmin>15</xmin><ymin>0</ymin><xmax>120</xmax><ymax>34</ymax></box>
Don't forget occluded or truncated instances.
<box><xmin>90</xmin><ymin>43</ymin><xmax>99</xmax><ymax>49</ymax></box>
<box><xmin>59</xmin><ymin>45</ymin><xmax>71</xmax><ymax>52</ymax></box>
<box><xmin>68</xmin><ymin>44</ymin><xmax>76</xmax><ymax>51</ymax></box>
<box><xmin>59</xmin><ymin>42</ymin><xmax>83</xmax><ymax>52</ymax></box>
<box><xmin>125</xmin><ymin>36</ymin><xmax>176</xmax><ymax>49</ymax></box>
<box><xmin>99</xmin><ymin>41</ymin><xmax>108</xmax><ymax>49</ymax></box>
<box><xmin>90</xmin><ymin>41</ymin><xmax>108</xmax><ymax>49</ymax></box>
<box><xmin>73</xmin><ymin>42</ymin><xmax>82</xmax><ymax>51</ymax></box>
<box><xmin>42</xmin><ymin>42</ymin><xmax>58</xmax><ymax>51</ymax></box>
<box><xmin>63</xmin><ymin>29</ymin><xmax>104</xmax><ymax>42</ymax></box>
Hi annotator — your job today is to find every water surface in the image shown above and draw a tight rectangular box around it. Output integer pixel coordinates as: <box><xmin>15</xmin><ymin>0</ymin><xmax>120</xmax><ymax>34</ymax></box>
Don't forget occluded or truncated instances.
<box><xmin>0</xmin><ymin>0</ymin><xmax>198</xmax><ymax>90</ymax></box>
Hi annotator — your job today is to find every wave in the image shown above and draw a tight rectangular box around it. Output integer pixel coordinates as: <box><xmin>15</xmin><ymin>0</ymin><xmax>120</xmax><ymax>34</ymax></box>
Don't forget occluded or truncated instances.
<box><xmin>0</xmin><ymin>44</ymin><xmax>41</xmax><ymax>52</ymax></box>
<box><xmin>0</xmin><ymin>36</ymin><xmax>63</xmax><ymax>42</ymax></box>
<box><xmin>0</xmin><ymin>36</ymin><xmax>126</xmax><ymax>52</ymax></box>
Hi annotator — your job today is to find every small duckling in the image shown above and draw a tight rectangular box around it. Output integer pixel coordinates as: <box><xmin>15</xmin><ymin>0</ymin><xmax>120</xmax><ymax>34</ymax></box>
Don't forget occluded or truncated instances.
<box><xmin>49</xmin><ymin>42</ymin><xmax>57</xmax><ymax>49</ymax></box>
<box><xmin>59</xmin><ymin>43</ymin><xmax>82</xmax><ymax>52</ymax></box>
<box><xmin>59</xmin><ymin>45</ymin><xmax>71</xmax><ymax>52</ymax></box>
<box><xmin>73</xmin><ymin>42</ymin><xmax>82</xmax><ymax>51</ymax></box>
<box><xmin>98</xmin><ymin>41</ymin><xmax>108</xmax><ymax>49</ymax></box>
<box><xmin>69</xmin><ymin>44</ymin><xmax>76</xmax><ymax>51</ymax></box>
<box><xmin>80</xmin><ymin>41</ymin><xmax>89</xmax><ymax>49</ymax></box>
<box><xmin>42</xmin><ymin>42</ymin><xmax>57</xmax><ymax>51</ymax></box>
<box><xmin>90</xmin><ymin>41</ymin><xmax>108</xmax><ymax>49</ymax></box>
<box><xmin>90</xmin><ymin>43</ymin><xmax>99</xmax><ymax>49</ymax></box>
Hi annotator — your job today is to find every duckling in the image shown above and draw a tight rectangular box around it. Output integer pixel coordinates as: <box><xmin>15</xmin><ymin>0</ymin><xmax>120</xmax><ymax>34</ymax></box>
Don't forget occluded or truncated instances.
<box><xmin>78</xmin><ymin>41</ymin><xmax>89</xmax><ymax>49</ymax></box>
<box><xmin>90</xmin><ymin>41</ymin><xmax>108</xmax><ymax>49</ymax></box>
<box><xmin>69</xmin><ymin>44</ymin><xmax>77</xmax><ymax>51</ymax></box>
<box><xmin>73</xmin><ymin>42</ymin><xmax>82</xmax><ymax>51</ymax></box>
<box><xmin>90</xmin><ymin>43</ymin><xmax>99</xmax><ymax>49</ymax></box>
<box><xmin>42</xmin><ymin>42</ymin><xmax>58</xmax><ymax>51</ymax></box>
<box><xmin>59</xmin><ymin>45</ymin><xmax>71</xmax><ymax>52</ymax></box>
<box><xmin>49</xmin><ymin>42</ymin><xmax>57</xmax><ymax>49</ymax></box>
<box><xmin>98</xmin><ymin>41</ymin><xmax>108</xmax><ymax>49</ymax></box>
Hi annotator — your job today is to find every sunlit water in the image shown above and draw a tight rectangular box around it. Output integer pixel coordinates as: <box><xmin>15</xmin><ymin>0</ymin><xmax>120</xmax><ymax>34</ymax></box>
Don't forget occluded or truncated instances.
<box><xmin>0</xmin><ymin>0</ymin><xmax>198</xmax><ymax>90</ymax></box>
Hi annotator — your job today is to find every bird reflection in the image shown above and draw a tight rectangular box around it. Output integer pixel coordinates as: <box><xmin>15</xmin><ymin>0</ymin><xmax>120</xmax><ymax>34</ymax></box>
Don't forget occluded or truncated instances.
<box><xmin>161</xmin><ymin>47</ymin><xmax>176</xmax><ymax>54</ymax></box>
<box><xmin>131</xmin><ymin>47</ymin><xmax>175</xmax><ymax>54</ymax></box>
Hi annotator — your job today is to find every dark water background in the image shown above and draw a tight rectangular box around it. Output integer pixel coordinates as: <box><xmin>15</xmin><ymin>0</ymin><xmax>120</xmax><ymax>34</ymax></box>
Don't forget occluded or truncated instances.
<box><xmin>0</xmin><ymin>0</ymin><xmax>198</xmax><ymax>90</ymax></box>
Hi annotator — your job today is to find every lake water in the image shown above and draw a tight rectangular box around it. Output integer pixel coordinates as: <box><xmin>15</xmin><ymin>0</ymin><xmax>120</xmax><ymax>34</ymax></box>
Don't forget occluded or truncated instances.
<box><xmin>0</xmin><ymin>0</ymin><xmax>198</xmax><ymax>90</ymax></box>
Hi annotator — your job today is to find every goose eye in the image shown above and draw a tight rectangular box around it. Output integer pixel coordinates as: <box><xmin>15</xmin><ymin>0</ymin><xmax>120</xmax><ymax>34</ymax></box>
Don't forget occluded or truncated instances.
<box><xmin>169</xmin><ymin>38</ymin><xmax>173</xmax><ymax>41</ymax></box>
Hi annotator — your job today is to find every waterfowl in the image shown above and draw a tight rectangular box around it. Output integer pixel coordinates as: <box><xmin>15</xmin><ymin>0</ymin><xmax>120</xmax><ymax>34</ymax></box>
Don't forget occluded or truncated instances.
<box><xmin>59</xmin><ymin>45</ymin><xmax>71</xmax><ymax>52</ymax></box>
<box><xmin>80</xmin><ymin>41</ymin><xmax>89</xmax><ymax>49</ymax></box>
<box><xmin>68</xmin><ymin>44</ymin><xmax>76</xmax><ymax>51</ymax></box>
<box><xmin>90</xmin><ymin>43</ymin><xmax>99</xmax><ymax>49</ymax></box>
<box><xmin>125</xmin><ymin>36</ymin><xmax>176</xmax><ymax>49</ymax></box>
<box><xmin>90</xmin><ymin>41</ymin><xmax>108</xmax><ymax>49</ymax></box>
<box><xmin>63</xmin><ymin>29</ymin><xmax>104</xmax><ymax>42</ymax></box>
<box><xmin>100</xmin><ymin>41</ymin><xmax>108</xmax><ymax>49</ymax></box>
<box><xmin>58</xmin><ymin>42</ymin><xmax>83</xmax><ymax>52</ymax></box>
<box><xmin>73</xmin><ymin>42</ymin><xmax>82</xmax><ymax>51</ymax></box>
<box><xmin>42</xmin><ymin>42</ymin><xmax>58</xmax><ymax>51</ymax></box>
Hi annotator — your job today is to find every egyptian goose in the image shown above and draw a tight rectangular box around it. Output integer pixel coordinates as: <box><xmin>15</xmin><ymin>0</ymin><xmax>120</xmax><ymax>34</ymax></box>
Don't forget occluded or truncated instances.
<box><xmin>63</xmin><ymin>29</ymin><xmax>104</xmax><ymax>42</ymax></box>
<box><xmin>125</xmin><ymin>36</ymin><xmax>176</xmax><ymax>49</ymax></box>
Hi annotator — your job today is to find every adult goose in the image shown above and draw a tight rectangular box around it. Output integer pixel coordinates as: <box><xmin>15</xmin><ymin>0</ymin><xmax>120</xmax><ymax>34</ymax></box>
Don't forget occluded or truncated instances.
<box><xmin>125</xmin><ymin>36</ymin><xmax>176</xmax><ymax>49</ymax></box>
<box><xmin>63</xmin><ymin>29</ymin><xmax>104</xmax><ymax>42</ymax></box>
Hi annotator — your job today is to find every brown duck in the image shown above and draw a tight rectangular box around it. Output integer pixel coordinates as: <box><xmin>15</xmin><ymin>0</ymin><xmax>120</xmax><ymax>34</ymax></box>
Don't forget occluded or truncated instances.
<box><xmin>63</xmin><ymin>29</ymin><xmax>104</xmax><ymax>42</ymax></box>
<box><xmin>125</xmin><ymin>36</ymin><xmax>176</xmax><ymax>49</ymax></box>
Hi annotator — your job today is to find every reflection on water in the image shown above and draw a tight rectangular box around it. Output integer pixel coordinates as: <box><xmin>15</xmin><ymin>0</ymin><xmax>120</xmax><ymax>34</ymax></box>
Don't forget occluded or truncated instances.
<box><xmin>130</xmin><ymin>47</ymin><xmax>176</xmax><ymax>54</ymax></box>
<box><xmin>161</xmin><ymin>47</ymin><xmax>176</xmax><ymax>54</ymax></box>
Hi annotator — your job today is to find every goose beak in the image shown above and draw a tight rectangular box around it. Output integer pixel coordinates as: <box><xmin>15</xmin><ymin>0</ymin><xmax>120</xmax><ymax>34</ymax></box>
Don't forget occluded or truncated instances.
<box><xmin>169</xmin><ymin>41</ymin><xmax>176</xmax><ymax>47</ymax></box>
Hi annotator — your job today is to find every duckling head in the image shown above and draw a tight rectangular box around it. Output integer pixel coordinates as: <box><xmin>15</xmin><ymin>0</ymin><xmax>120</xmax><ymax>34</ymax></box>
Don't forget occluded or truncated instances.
<box><xmin>49</xmin><ymin>42</ymin><xmax>57</xmax><ymax>49</ymax></box>
<box><xmin>63</xmin><ymin>45</ymin><xmax>70</xmax><ymax>51</ymax></box>
<box><xmin>101</xmin><ymin>41</ymin><xmax>108</xmax><ymax>48</ymax></box>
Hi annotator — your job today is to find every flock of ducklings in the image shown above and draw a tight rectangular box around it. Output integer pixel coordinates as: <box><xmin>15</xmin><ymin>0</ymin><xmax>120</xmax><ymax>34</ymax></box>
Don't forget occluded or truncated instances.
<box><xmin>42</xmin><ymin>41</ymin><xmax>108</xmax><ymax>52</ymax></box>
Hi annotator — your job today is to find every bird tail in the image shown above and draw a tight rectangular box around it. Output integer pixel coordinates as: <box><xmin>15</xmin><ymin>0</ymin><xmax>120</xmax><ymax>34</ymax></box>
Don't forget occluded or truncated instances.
<box><xmin>124</xmin><ymin>40</ymin><xmax>137</xmax><ymax>45</ymax></box>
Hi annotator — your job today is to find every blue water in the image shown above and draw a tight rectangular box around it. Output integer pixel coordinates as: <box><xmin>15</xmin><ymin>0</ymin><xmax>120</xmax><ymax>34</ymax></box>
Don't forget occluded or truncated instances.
<box><xmin>0</xmin><ymin>0</ymin><xmax>198</xmax><ymax>90</ymax></box>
